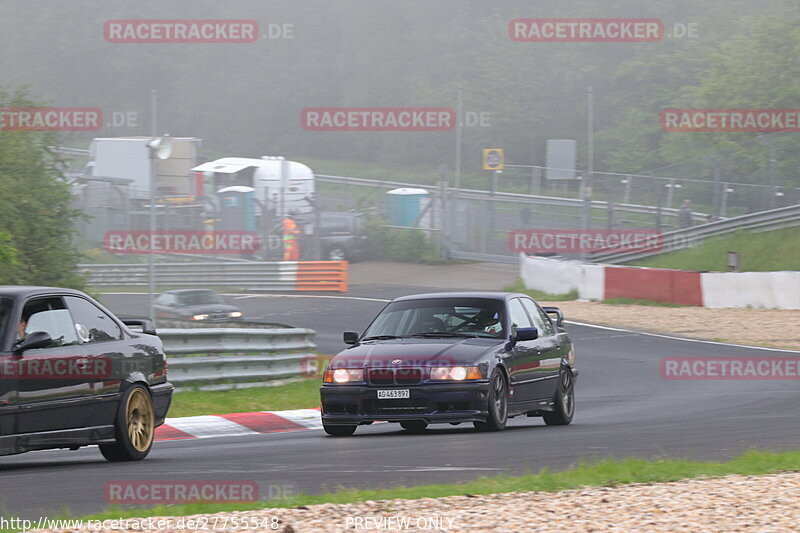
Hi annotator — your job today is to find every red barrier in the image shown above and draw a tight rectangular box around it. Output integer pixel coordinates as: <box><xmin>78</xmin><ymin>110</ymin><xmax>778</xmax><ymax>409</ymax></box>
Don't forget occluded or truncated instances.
<box><xmin>605</xmin><ymin>266</ymin><xmax>702</xmax><ymax>306</ymax></box>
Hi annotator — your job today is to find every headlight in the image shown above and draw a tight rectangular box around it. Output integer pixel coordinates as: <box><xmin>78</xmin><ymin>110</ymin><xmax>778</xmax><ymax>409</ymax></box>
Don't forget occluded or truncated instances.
<box><xmin>430</xmin><ymin>366</ymin><xmax>482</xmax><ymax>381</ymax></box>
<box><xmin>323</xmin><ymin>368</ymin><xmax>364</xmax><ymax>384</ymax></box>
<box><xmin>191</xmin><ymin>314</ymin><xmax>209</xmax><ymax>321</ymax></box>
<box><xmin>229</xmin><ymin>311</ymin><xmax>243</xmax><ymax>318</ymax></box>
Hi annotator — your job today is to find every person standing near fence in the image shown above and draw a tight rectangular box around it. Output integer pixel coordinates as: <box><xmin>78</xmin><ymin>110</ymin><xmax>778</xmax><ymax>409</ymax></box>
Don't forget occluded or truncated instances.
<box><xmin>678</xmin><ymin>199</ymin><xmax>693</xmax><ymax>229</ymax></box>
<box><xmin>283</xmin><ymin>215</ymin><xmax>300</xmax><ymax>260</ymax></box>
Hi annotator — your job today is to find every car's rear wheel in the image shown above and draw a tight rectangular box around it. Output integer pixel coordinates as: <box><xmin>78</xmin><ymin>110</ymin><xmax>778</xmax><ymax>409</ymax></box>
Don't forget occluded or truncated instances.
<box><xmin>474</xmin><ymin>371</ymin><xmax>508</xmax><ymax>432</ymax></box>
<box><xmin>323</xmin><ymin>423</ymin><xmax>357</xmax><ymax>436</ymax></box>
<box><xmin>400</xmin><ymin>420</ymin><xmax>428</xmax><ymax>433</ymax></box>
<box><xmin>543</xmin><ymin>368</ymin><xmax>575</xmax><ymax>426</ymax></box>
<box><xmin>100</xmin><ymin>384</ymin><xmax>154</xmax><ymax>461</ymax></box>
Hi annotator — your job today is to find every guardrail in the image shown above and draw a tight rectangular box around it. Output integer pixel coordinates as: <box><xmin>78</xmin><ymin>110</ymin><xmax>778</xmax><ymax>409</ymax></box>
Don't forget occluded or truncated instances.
<box><xmin>79</xmin><ymin>260</ymin><xmax>348</xmax><ymax>292</ymax></box>
<box><xmin>159</xmin><ymin>327</ymin><xmax>318</xmax><ymax>389</ymax></box>
<box><xmin>591</xmin><ymin>203</ymin><xmax>800</xmax><ymax>264</ymax></box>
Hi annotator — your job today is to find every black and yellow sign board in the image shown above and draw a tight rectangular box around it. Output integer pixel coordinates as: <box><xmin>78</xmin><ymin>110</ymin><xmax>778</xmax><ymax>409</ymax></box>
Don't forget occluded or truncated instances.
<box><xmin>482</xmin><ymin>148</ymin><xmax>504</xmax><ymax>171</ymax></box>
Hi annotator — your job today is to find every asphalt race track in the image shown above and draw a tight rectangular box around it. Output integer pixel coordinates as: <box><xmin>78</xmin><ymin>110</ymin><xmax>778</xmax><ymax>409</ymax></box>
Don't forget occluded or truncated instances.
<box><xmin>1</xmin><ymin>290</ymin><xmax>798</xmax><ymax>520</ymax></box>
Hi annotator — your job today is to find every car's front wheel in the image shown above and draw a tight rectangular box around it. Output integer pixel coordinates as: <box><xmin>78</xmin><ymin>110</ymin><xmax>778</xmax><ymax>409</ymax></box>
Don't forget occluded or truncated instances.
<box><xmin>474</xmin><ymin>370</ymin><xmax>508</xmax><ymax>432</ymax></box>
<box><xmin>326</xmin><ymin>246</ymin><xmax>347</xmax><ymax>261</ymax></box>
<box><xmin>543</xmin><ymin>367</ymin><xmax>575</xmax><ymax>426</ymax></box>
<box><xmin>100</xmin><ymin>384</ymin><xmax>155</xmax><ymax>461</ymax></box>
<box><xmin>400</xmin><ymin>420</ymin><xmax>428</xmax><ymax>433</ymax></box>
<box><xmin>323</xmin><ymin>423</ymin><xmax>357</xmax><ymax>436</ymax></box>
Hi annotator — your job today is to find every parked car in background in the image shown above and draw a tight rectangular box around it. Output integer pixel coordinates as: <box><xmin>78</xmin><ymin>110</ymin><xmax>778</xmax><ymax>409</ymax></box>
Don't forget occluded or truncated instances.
<box><xmin>320</xmin><ymin>292</ymin><xmax>576</xmax><ymax>436</ymax></box>
<box><xmin>296</xmin><ymin>211</ymin><xmax>368</xmax><ymax>261</ymax></box>
<box><xmin>0</xmin><ymin>286</ymin><xmax>172</xmax><ymax>461</ymax></box>
<box><xmin>154</xmin><ymin>289</ymin><xmax>243</xmax><ymax>322</ymax></box>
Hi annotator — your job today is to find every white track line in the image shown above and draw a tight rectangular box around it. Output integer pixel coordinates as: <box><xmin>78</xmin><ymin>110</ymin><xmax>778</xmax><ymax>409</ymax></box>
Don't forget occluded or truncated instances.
<box><xmin>566</xmin><ymin>320</ymin><xmax>800</xmax><ymax>353</ymax></box>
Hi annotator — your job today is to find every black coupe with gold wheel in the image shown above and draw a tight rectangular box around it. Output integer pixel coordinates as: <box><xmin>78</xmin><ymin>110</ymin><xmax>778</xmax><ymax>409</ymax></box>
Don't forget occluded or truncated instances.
<box><xmin>0</xmin><ymin>286</ymin><xmax>172</xmax><ymax>461</ymax></box>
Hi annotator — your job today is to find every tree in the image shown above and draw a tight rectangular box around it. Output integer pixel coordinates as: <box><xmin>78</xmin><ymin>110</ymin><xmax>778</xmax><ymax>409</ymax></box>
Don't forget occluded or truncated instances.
<box><xmin>0</xmin><ymin>86</ymin><xmax>86</xmax><ymax>288</ymax></box>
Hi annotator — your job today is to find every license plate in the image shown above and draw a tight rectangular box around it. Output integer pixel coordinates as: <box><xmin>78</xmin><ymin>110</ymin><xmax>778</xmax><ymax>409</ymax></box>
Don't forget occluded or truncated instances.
<box><xmin>377</xmin><ymin>389</ymin><xmax>410</xmax><ymax>400</ymax></box>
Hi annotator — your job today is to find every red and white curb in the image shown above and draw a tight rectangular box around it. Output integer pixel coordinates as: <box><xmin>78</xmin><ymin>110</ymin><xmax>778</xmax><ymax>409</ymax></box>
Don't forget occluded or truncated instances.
<box><xmin>155</xmin><ymin>408</ymin><xmax>323</xmax><ymax>442</ymax></box>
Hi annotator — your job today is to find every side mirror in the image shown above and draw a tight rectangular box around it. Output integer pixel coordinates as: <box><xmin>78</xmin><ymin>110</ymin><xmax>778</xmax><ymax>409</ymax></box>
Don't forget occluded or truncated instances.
<box><xmin>516</xmin><ymin>327</ymin><xmax>539</xmax><ymax>341</ymax></box>
<box><xmin>343</xmin><ymin>331</ymin><xmax>359</xmax><ymax>345</ymax></box>
<box><xmin>121</xmin><ymin>317</ymin><xmax>158</xmax><ymax>336</ymax></box>
<box><xmin>542</xmin><ymin>307</ymin><xmax>564</xmax><ymax>327</ymax></box>
<box><xmin>13</xmin><ymin>331</ymin><xmax>52</xmax><ymax>353</ymax></box>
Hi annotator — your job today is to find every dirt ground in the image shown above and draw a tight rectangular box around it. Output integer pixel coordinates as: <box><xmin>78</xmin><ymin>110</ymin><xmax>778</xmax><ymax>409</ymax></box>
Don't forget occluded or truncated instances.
<box><xmin>541</xmin><ymin>300</ymin><xmax>800</xmax><ymax>350</ymax></box>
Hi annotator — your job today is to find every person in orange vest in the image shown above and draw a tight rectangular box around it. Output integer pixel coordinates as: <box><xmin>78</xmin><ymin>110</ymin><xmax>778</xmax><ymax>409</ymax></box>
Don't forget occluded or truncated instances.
<box><xmin>282</xmin><ymin>215</ymin><xmax>300</xmax><ymax>261</ymax></box>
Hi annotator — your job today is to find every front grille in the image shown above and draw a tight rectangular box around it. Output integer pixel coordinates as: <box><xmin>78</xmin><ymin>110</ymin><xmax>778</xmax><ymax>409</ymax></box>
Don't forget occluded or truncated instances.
<box><xmin>368</xmin><ymin>368</ymin><xmax>422</xmax><ymax>385</ymax></box>
<box><xmin>369</xmin><ymin>369</ymin><xmax>394</xmax><ymax>385</ymax></box>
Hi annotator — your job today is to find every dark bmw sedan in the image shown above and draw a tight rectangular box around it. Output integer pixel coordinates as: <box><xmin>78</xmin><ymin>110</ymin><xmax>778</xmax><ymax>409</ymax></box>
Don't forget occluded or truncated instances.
<box><xmin>0</xmin><ymin>286</ymin><xmax>172</xmax><ymax>460</ymax></box>
<box><xmin>320</xmin><ymin>292</ymin><xmax>576</xmax><ymax>436</ymax></box>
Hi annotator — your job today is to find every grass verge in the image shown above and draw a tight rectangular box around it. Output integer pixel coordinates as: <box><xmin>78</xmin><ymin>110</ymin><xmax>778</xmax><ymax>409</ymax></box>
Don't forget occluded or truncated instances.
<box><xmin>168</xmin><ymin>379</ymin><xmax>321</xmax><ymax>417</ymax></box>
<box><xmin>14</xmin><ymin>448</ymin><xmax>800</xmax><ymax>530</ymax></box>
<box><xmin>504</xmin><ymin>278</ymin><xmax>578</xmax><ymax>301</ymax></box>
<box><xmin>629</xmin><ymin>228</ymin><xmax>800</xmax><ymax>272</ymax></box>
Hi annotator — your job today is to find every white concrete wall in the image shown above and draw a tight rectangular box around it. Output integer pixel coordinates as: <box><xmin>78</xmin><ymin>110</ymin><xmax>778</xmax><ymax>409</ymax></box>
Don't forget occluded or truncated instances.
<box><xmin>701</xmin><ymin>271</ymin><xmax>800</xmax><ymax>309</ymax></box>
<box><xmin>519</xmin><ymin>255</ymin><xmax>604</xmax><ymax>300</ymax></box>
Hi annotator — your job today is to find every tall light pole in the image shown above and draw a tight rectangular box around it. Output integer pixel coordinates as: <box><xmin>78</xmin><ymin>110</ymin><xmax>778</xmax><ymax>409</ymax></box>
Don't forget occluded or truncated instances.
<box><xmin>148</xmin><ymin>90</ymin><xmax>157</xmax><ymax>321</ymax></box>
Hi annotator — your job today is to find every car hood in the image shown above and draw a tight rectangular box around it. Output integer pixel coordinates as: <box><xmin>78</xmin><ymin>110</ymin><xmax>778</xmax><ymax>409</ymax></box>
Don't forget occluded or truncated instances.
<box><xmin>332</xmin><ymin>337</ymin><xmax>503</xmax><ymax>368</ymax></box>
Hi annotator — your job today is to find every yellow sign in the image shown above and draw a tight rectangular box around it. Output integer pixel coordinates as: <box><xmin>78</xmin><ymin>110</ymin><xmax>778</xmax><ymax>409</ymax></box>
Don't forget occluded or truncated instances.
<box><xmin>482</xmin><ymin>148</ymin><xmax>504</xmax><ymax>170</ymax></box>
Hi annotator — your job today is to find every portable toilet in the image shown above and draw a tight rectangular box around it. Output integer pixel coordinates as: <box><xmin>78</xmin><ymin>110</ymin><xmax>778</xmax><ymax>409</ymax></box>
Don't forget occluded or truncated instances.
<box><xmin>386</xmin><ymin>188</ymin><xmax>430</xmax><ymax>227</ymax></box>
<box><xmin>217</xmin><ymin>186</ymin><xmax>256</xmax><ymax>231</ymax></box>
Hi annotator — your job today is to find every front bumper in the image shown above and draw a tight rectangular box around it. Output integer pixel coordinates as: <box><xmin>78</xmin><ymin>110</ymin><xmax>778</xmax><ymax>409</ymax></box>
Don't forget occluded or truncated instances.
<box><xmin>320</xmin><ymin>381</ymin><xmax>491</xmax><ymax>425</ymax></box>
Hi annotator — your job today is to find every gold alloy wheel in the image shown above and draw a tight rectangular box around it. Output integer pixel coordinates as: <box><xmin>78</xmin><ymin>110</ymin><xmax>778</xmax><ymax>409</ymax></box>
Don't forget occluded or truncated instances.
<box><xmin>126</xmin><ymin>388</ymin><xmax>154</xmax><ymax>452</ymax></box>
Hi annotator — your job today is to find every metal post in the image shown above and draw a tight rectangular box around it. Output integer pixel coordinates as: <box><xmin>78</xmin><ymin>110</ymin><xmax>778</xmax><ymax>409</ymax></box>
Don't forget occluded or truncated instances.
<box><xmin>666</xmin><ymin>178</ymin><xmax>675</xmax><ymax>209</ymax></box>
<box><xmin>758</xmin><ymin>135</ymin><xmax>778</xmax><ymax>210</ymax></box>
<box><xmin>449</xmin><ymin>83</ymin><xmax>463</xmax><ymax>259</ymax></box>
<box><xmin>148</xmin><ymin>89</ymin><xmax>157</xmax><ymax>321</ymax></box>
<box><xmin>622</xmin><ymin>176</ymin><xmax>632</xmax><ymax>204</ymax></box>
<box><xmin>720</xmin><ymin>183</ymin><xmax>730</xmax><ymax>218</ymax></box>
<box><xmin>279</xmin><ymin>157</ymin><xmax>288</xmax><ymax>259</ymax></box>
<box><xmin>581</xmin><ymin>86</ymin><xmax>594</xmax><ymax>260</ymax></box>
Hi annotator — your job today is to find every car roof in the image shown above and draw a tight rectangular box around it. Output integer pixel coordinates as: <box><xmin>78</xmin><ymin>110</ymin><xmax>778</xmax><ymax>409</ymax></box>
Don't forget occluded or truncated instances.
<box><xmin>392</xmin><ymin>292</ymin><xmax>524</xmax><ymax>302</ymax></box>
<box><xmin>0</xmin><ymin>286</ymin><xmax>88</xmax><ymax>299</ymax></box>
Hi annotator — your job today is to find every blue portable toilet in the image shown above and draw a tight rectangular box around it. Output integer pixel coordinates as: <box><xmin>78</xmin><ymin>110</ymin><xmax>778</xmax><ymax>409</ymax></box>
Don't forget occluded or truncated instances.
<box><xmin>217</xmin><ymin>186</ymin><xmax>256</xmax><ymax>231</ymax></box>
<box><xmin>386</xmin><ymin>188</ymin><xmax>429</xmax><ymax>227</ymax></box>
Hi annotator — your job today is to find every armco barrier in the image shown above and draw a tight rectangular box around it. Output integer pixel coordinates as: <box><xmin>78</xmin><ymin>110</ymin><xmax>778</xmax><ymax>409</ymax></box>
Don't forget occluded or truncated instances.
<box><xmin>158</xmin><ymin>327</ymin><xmax>318</xmax><ymax>388</ymax></box>
<box><xmin>79</xmin><ymin>261</ymin><xmax>348</xmax><ymax>292</ymax></box>
<box><xmin>520</xmin><ymin>254</ymin><xmax>799</xmax><ymax>309</ymax></box>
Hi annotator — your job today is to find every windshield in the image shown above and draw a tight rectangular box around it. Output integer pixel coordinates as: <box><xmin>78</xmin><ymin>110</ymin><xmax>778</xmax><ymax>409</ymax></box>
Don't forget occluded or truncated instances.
<box><xmin>178</xmin><ymin>291</ymin><xmax>223</xmax><ymax>306</ymax></box>
<box><xmin>362</xmin><ymin>298</ymin><xmax>506</xmax><ymax>339</ymax></box>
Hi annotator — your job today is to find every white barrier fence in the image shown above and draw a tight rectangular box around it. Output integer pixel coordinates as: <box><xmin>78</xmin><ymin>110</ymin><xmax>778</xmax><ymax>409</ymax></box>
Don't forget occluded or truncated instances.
<box><xmin>520</xmin><ymin>254</ymin><xmax>799</xmax><ymax>309</ymax></box>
